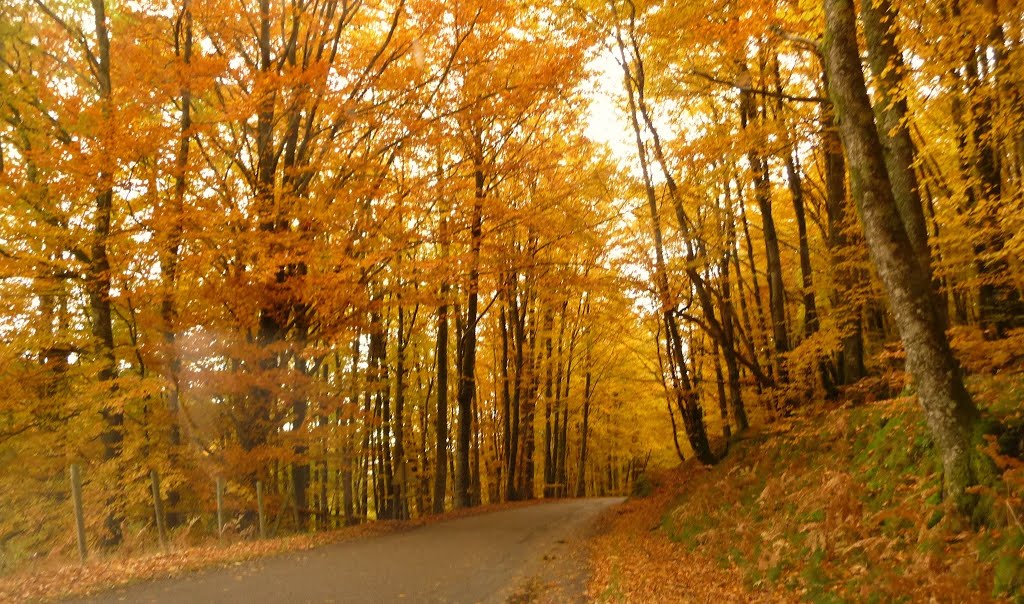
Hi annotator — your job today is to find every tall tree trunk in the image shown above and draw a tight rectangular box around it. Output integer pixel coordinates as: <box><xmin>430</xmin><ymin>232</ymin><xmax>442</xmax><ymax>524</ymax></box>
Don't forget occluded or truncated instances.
<box><xmin>454</xmin><ymin>156</ymin><xmax>484</xmax><ymax>509</ymax></box>
<box><xmin>821</xmin><ymin>81</ymin><xmax>866</xmax><ymax>385</ymax></box>
<box><xmin>555</xmin><ymin>307</ymin><xmax>571</xmax><ymax>498</ymax></box>
<box><xmin>783</xmin><ymin>151</ymin><xmax>818</xmax><ymax>340</ymax></box>
<box><xmin>83</xmin><ymin>0</ymin><xmax>123</xmax><ymax>547</ymax></box>
<box><xmin>432</xmin><ymin>286</ymin><xmax>449</xmax><ymax>514</ymax></box>
<box><xmin>394</xmin><ymin>303</ymin><xmax>409</xmax><ymax>520</ymax></box>
<box><xmin>249</xmin><ymin>0</ymin><xmax>281</xmax><ymax>493</ymax></box>
<box><xmin>613</xmin><ymin>11</ymin><xmax>716</xmax><ymax>464</ymax></box>
<box><xmin>542</xmin><ymin>306</ymin><xmax>555</xmax><ymax>497</ymax></box>
<box><xmin>737</xmin><ymin>186</ymin><xmax>773</xmax><ymax>374</ymax></box>
<box><xmin>823</xmin><ymin>0</ymin><xmax>984</xmax><ymax>512</ymax></box>
<box><xmin>783</xmin><ymin>147</ymin><xmax>835</xmax><ymax>396</ymax></box>
<box><xmin>739</xmin><ymin>65</ymin><xmax>790</xmax><ymax>376</ymax></box>
<box><xmin>360</xmin><ymin>349</ymin><xmax>373</xmax><ymax>520</ymax></box>
<box><xmin>727</xmin><ymin>190</ymin><xmax>762</xmax><ymax>387</ymax></box>
<box><xmin>342</xmin><ymin>338</ymin><xmax>359</xmax><ymax>525</ymax></box>
<box><xmin>575</xmin><ymin>334</ymin><xmax>592</xmax><ymax>498</ymax></box>
<box><xmin>506</xmin><ymin>285</ymin><xmax>526</xmax><ymax>500</ymax></box>
<box><xmin>860</xmin><ymin>0</ymin><xmax>932</xmax><ymax>279</ymax></box>
<box><xmin>158</xmin><ymin>0</ymin><xmax>192</xmax><ymax>529</ymax></box>
<box><xmin>470</xmin><ymin>390</ymin><xmax>483</xmax><ymax>506</ymax></box>
<box><xmin>417</xmin><ymin>369</ymin><xmax>433</xmax><ymax>516</ymax></box>
<box><xmin>713</xmin><ymin>340</ymin><xmax>731</xmax><ymax>440</ymax></box>
<box><xmin>767</xmin><ymin>57</ymin><xmax>820</xmax><ymax>354</ymax></box>
<box><xmin>521</xmin><ymin>294</ymin><xmax>540</xmax><ymax>498</ymax></box>
<box><xmin>292</xmin><ymin>317</ymin><xmax>312</xmax><ymax>528</ymax></box>
<box><xmin>859</xmin><ymin>0</ymin><xmax>953</xmax><ymax>338</ymax></box>
<box><xmin>656</xmin><ymin>326</ymin><xmax>687</xmax><ymax>463</ymax></box>
<box><xmin>499</xmin><ymin>300</ymin><xmax>512</xmax><ymax>500</ymax></box>
<box><xmin>720</xmin><ymin>183</ymin><xmax>750</xmax><ymax>431</ymax></box>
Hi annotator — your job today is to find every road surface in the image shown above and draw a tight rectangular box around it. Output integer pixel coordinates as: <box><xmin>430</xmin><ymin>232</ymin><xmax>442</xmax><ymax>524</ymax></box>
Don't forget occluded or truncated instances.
<box><xmin>70</xmin><ymin>497</ymin><xmax>624</xmax><ymax>604</ymax></box>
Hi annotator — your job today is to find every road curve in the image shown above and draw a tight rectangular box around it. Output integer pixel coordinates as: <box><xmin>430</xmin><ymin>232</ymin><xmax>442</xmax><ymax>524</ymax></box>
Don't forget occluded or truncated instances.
<box><xmin>69</xmin><ymin>497</ymin><xmax>624</xmax><ymax>604</ymax></box>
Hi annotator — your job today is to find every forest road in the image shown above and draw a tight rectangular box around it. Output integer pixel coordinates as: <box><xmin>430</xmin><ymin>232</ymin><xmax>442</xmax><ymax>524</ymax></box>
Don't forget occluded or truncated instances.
<box><xmin>69</xmin><ymin>497</ymin><xmax>625</xmax><ymax>604</ymax></box>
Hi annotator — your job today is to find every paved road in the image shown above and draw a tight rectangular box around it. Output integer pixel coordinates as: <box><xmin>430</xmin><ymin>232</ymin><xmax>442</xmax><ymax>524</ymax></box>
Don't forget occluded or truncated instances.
<box><xmin>70</xmin><ymin>498</ymin><xmax>624</xmax><ymax>604</ymax></box>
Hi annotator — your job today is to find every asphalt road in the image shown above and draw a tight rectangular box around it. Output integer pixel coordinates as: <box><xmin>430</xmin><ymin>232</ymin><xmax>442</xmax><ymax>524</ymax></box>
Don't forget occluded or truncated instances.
<box><xmin>70</xmin><ymin>497</ymin><xmax>624</xmax><ymax>604</ymax></box>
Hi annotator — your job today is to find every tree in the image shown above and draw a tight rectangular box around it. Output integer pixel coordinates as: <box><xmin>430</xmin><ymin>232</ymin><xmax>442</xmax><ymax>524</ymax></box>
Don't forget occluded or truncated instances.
<box><xmin>821</xmin><ymin>0</ymin><xmax>984</xmax><ymax>512</ymax></box>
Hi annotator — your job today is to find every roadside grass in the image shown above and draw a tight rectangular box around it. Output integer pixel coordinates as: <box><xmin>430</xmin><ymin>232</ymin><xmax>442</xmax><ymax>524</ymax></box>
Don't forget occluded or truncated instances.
<box><xmin>596</xmin><ymin>563</ymin><xmax>625</xmax><ymax>603</ymax></box>
<box><xmin>591</xmin><ymin>369</ymin><xmax>1024</xmax><ymax>603</ymax></box>
<box><xmin>588</xmin><ymin>460</ymin><xmax>779</xmax><ymax>603</ymax></box>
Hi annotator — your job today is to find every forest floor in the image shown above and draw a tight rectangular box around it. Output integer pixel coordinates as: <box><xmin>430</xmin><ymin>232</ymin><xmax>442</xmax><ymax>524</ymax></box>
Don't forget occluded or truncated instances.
<box><xmin>1</xmin><ymin>497</ymin><xmax>619</xmax><ymax>603</ymax></box>
<box><xmin>588</xmin><ymin>368</ymin><xmax>1024</xmax><ymax>603</ymax></box>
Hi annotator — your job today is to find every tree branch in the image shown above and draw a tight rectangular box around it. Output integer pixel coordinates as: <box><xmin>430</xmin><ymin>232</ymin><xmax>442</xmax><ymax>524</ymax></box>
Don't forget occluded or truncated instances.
<box><xmin>686</xmin><ymin>70</ymin><xmax>829</xmax><ymax>104</ymax></box>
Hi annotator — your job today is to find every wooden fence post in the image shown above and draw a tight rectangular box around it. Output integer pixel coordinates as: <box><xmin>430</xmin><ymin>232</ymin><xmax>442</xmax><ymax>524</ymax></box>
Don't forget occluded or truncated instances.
<box><xmin>256</xmin><ymin>480</ymin><xmax>266</xmax><ymax>539</ymax></box>
<box><xmin>69</xmin><ymin>464</ymin><xmax>87</xmax><ymax>564</ymax></box>
<box><xmin>216</xmin><ymin>477</ymin><xmax>225</xmax><ymax>540</ymax></box>
<box><xmin>150</xmin><ymin>469</ymin><xmax>167</xmax><ymax>548</ymax></box>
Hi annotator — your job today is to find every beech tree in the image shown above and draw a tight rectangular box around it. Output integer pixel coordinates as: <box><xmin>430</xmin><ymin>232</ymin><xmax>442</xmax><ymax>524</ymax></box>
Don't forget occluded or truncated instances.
<box><xmin>3</xmin><ymin>0</ymin><xmax>1024</xmax><ymax>564</ymax></box>
<box><xmin>821</xmin><ymin>0</ymin><xmax>983</xmax><ymax>511</ymax></box>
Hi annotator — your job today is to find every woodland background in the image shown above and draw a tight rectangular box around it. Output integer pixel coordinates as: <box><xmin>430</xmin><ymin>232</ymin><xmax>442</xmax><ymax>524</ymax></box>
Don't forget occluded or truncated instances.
<box><xmin>1</xmin><ymin>0</ymin><xmax>1023</xmax><ymax>586</ymax></box>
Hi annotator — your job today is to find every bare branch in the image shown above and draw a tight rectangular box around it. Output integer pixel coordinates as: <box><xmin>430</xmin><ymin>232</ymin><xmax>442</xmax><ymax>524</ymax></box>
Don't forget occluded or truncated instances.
<box><xmin>686</xmin><ymin>69</ymin><xmax>829</xmax><ymax>104</ymax></box>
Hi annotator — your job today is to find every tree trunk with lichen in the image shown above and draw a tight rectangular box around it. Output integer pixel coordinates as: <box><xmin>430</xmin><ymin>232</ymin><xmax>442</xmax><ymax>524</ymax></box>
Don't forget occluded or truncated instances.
<box><xmin>860</xmin><ymin>0</ymin><xmax>932</xmax><ymax>280</ymax></box>
<box><xmin>822</xmin><ymin>0</ymin><xmax>984</xmax><ymax>513</ymax></box>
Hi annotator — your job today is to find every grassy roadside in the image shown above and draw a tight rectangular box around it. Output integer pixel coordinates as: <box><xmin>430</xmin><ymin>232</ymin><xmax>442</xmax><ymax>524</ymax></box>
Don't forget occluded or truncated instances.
<box><xmin>588</xmin><ymin>465</ymin><xmax>783</xmax><ymax>603</ymax></box>
<box><xmin>589</xmin><ymin>372</ymin><xmax>1024</xmax><ymax>603</ymax></box>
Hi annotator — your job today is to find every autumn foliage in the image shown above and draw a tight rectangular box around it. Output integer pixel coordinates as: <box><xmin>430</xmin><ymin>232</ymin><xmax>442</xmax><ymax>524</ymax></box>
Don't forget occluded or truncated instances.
<box><xmin>0</xmin><ymin>0</ymin><xmax>676</xmax><ymax>568</ymax></box>
<box><xmin>1</xmin><ymin>0</ymin><xmax>1024</xmax><ymax>598</ymax></box>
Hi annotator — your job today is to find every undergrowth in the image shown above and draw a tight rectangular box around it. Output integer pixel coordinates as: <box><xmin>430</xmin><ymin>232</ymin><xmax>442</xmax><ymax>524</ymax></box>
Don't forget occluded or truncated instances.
<box><xmin>656</xmin><ymin>371</ymin><xmax>1024</xmax><ymax>602</ymax></box>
